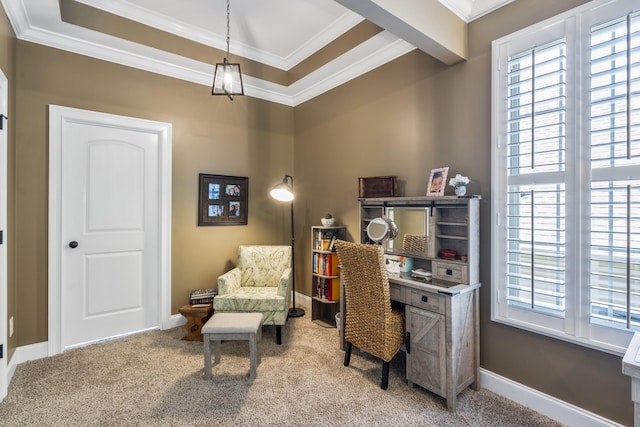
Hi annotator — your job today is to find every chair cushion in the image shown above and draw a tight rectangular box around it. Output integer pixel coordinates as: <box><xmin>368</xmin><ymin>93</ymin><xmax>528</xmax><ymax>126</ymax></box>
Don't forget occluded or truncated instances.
<box><xmin>214</xmin><ymin>287</ymin><xmax>286</xmax><ymax>312</ymax></box>
<box><xmin>239</xmin><ymin>245</ymin><xmax>291</xmax><ymax>288</ymax></box>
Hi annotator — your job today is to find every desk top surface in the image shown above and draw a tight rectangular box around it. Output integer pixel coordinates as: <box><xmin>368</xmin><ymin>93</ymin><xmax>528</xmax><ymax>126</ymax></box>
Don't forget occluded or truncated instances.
<box><xmin>387</xmin><ymin>273</ymin><xmax>480</xmax><ymax>296</ymax></box>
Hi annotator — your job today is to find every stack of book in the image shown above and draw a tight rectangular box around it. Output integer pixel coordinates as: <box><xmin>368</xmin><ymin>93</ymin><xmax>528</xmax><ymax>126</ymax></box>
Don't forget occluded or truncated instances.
<box><xmin>189</xmin><ymin>288</ymin><xmax>216</xmax><ymax>306</ymax></box>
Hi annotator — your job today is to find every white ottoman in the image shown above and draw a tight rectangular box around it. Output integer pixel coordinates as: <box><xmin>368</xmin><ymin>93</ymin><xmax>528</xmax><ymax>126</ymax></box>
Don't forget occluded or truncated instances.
<box><xmin>203</xmin><ymin>312</ymin><xmax>263</xmax><ymax>380</ymax></box>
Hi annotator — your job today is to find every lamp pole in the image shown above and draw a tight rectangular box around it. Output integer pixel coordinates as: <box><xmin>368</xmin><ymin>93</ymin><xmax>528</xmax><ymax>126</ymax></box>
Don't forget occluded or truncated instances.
<box><xmin>287</xmin><ymin>175</ymin><xmax>304</xmax><ymax>317</ymax></box>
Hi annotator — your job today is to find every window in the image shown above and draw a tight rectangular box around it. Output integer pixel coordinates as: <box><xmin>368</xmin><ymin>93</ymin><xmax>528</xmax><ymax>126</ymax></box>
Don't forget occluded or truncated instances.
<box><xmin>492</xmin><ymin>0</ymin><xmax>640</xmax><ymax>354</ymax></box>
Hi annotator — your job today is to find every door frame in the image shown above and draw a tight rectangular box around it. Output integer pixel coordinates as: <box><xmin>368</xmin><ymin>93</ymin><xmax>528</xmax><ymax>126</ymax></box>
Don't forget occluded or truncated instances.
<box><xmin>48</xmin><ymin>105</ymin><xmax>172</xmax><ymax>356</ymax></box>
<box><xmin>0</xmin><ymin>68</ymin><xmax>8</xmax><ymax>401</ymax></box>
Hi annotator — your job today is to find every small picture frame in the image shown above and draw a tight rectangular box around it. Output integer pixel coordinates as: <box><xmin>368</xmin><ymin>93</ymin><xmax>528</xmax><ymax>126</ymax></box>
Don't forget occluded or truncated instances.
<box><xmin>198</xmin><ymin>174</ymin><xmax>248</xmax><ymax>226</ymax></box>
<box><xmin>426</xmin><ymin>167</ymin><xmax>449</xmax><ymax>196</ymax></box>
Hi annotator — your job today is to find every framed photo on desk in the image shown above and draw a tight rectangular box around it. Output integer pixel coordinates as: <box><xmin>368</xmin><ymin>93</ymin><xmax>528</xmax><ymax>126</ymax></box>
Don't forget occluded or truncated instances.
<box><xmin>426</xmin><ymin>167</ymin><xmax>448</xmax><ymax>196</ymax></box>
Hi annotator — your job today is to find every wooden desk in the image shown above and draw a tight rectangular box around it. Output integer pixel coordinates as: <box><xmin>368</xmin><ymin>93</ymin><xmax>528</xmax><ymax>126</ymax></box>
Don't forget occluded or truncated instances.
<box><xmin>179</xmin><ymin>304</ymin><xmax>214</xmax><ymax>341</ymax></box>
<box><xmin>339</xmin><ymin>274</ymin><xmax>480</xmax><ymax>411</ymax></box>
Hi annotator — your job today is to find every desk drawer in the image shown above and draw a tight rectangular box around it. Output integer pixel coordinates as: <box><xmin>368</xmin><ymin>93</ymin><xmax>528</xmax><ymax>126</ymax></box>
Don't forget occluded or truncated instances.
<box><xmin>389</xmin><ymin>283</ymin><xmax>405</xmax><ymax>303</ymax></box>
<box><xmin>433</xmin><ymin>261</ymin><xmax>468</xmax><ymax>283</ymax></box>
<box><xmin>409</xmin><ymin>289</ymin><xmax>445</xmax><ymax>314</ymax></box>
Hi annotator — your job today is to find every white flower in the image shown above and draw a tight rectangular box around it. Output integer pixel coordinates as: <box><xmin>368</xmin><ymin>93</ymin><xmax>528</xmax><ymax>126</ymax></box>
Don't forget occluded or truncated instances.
<box><xmin>449</xmin><ymin>174</ymin><xmax>470</xmax><ymax>188</ymax></box>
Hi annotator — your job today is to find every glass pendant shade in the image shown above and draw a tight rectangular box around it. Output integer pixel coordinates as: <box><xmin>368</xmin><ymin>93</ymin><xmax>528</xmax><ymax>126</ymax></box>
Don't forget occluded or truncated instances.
<box><xmin>212</xmin><ymin>58</ymin><xmax>244</xmax><ymax>99</ymax></box>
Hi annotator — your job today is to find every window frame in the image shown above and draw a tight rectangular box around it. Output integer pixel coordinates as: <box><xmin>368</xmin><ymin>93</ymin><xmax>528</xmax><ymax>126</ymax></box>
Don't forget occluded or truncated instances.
<box><xmin>491</xmin><ymin>0</ymin><xmax>640</xmax><ymax>355</ymax></box>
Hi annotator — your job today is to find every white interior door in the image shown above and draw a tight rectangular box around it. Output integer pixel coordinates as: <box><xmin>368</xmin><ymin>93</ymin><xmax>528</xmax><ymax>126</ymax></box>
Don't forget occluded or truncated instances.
<box><xmin>49</xmin><ymin>106</ymin><xmax>172</xmax><ymax>353</ymax></box>
<box><xmin>0</xmin><ymin>69</ymin><xmax>8</xmax><ymax>401</ymax></box>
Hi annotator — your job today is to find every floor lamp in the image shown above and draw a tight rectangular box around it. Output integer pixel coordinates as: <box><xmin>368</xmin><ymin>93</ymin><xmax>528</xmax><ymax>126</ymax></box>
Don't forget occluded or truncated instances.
<box><xmin>270</xmin><ymin>175</ymin><xmax>305</xmax><ymax>318</ymax></box>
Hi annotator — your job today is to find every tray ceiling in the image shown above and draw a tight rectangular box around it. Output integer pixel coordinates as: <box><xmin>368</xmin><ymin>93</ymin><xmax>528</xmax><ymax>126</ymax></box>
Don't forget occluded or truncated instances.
<box><xmin>1</xmin><ymin>0</ymin><xmax>514</xmax><ymax>105</ymax></box>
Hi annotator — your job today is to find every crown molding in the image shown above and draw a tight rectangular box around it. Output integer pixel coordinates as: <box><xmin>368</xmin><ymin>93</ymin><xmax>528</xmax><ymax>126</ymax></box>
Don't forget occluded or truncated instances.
<box><xmin>74</xmin><ymin>0</ymin><xmax>365</xmax><ymax>71</ymax></box>
<box><xmin>439</xmin><ymin>0</ymin><xmax>515</xmax><ymax>23</ymax></box>
<box><xmin>2</xmin><ymin>0</ymin><xmax>413</xmax><ymax>106</ymax></box>
<box><xmin>289</xmin><ymin>31</ymin><xmax>415</xmax><ymax>106</ymax></box>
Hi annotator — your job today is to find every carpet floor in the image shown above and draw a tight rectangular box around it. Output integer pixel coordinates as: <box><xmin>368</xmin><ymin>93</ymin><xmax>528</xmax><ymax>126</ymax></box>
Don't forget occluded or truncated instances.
<box><xmin>0</xmin><ymin>315</ymin><xmax>565</xmax><ymax>426</ymax></box>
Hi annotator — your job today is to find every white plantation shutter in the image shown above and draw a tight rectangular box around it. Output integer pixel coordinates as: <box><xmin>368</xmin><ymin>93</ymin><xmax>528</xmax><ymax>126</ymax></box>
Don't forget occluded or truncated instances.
<box><xmin>589</xmin><ymin>182</ymin><xmax>640</xmax><ymax>329</ymax></box>
<box><xmin>505</xmin><ymin>41</ymin><xmax>567</xmax><ymax>316</ymax></box>
<box><xmin>589</xmin><ymin>13</ymin><xmax>640</xmax><ymax>330</ymax></box>
<box><xmin>492</xmin><ymin>0</ymin><xmax>640</xmax><ymax>353</ymax></box>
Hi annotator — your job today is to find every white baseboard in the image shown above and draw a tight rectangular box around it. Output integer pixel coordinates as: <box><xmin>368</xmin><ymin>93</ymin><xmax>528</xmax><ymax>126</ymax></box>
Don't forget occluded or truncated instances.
<box><xmin>480</xmin><ymin>369</ymin><xmax>622</xmax><ymax>427</ymax></box>
<box><xmin>170</xmin><ymin>313</ymin><xmax>187</xmax><ymax>328</ymax></box>
<box><xmin>294</xmin><ymin>292</ymin><xmax>312</xmax><ymax>312</ymax></box>
<box><xmin>7</xmin><ymin>341</ymin><xmax>48</xmax><ymax>384</ymax></box>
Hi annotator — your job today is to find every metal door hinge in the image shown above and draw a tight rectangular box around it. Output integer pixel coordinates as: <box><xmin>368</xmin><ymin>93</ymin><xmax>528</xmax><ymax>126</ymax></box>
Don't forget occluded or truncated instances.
<box><xmin>0</xmin><ymin>230</ymin><xmax>3</xmax><ymax>244</ymax></box>
<box><xmin>0</xmin><ymin>114</ymin><xmax>7</xmax><ymax>130</ymax></box>
<box><xmin>0</xmin><ymin>344</ymin><xmax>3</xmax><ymax>359</ymax></box>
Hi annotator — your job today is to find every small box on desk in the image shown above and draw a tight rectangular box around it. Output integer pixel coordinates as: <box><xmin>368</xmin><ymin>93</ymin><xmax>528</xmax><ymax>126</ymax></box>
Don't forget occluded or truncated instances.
<box><xmin>384</xmin><ymin>254</ymin><xmax>413</xmax><ymax>274</ymax></box>
<box><xmin>358</xmin><ymin>176</ymin><xmax>398</xmax><ymax>198</ymax></box>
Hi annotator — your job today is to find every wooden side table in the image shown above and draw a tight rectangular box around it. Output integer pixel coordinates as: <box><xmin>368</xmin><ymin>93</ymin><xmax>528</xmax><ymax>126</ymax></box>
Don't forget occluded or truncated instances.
<box><xmin>179</xmin><ymin>304</ymin><xmax>214</xmax><ymax>341</ymax></box>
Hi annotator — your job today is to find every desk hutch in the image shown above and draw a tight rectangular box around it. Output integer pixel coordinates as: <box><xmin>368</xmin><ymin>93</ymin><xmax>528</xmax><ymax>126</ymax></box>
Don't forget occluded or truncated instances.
<box><xmin>340</xmin><ymin>195</ymin><xmax>481</xmax><ymax>411</ymax></box>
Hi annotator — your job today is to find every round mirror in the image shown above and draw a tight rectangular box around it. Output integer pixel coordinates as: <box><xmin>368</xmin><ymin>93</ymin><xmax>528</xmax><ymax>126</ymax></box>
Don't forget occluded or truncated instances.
<box><xmin>366</xmin><ymin>217</ymin><xmax>398</xmax><ymax>242</ymax></box>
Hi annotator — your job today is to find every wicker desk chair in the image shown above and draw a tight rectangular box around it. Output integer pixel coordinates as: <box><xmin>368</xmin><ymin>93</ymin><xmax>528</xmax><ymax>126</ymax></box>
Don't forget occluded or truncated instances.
<box><xmin>334</xmin><ymin>240</ymin><xmax>405</xmax><ymax>390</ymax></box>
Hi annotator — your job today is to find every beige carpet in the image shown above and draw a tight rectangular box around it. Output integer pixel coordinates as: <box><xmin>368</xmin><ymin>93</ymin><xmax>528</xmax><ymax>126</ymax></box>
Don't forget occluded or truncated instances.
<box><xmin>0</xmin><ymin>315</ymin><xmax>565</xmax><ymax>426</ymax></box>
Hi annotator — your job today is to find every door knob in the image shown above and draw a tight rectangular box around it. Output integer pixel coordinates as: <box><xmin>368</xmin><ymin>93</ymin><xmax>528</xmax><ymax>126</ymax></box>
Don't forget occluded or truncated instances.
<box><xmin>68</xmin><ymin>241</ymin><xmax>78</xmax><ymax>248</ymax></box>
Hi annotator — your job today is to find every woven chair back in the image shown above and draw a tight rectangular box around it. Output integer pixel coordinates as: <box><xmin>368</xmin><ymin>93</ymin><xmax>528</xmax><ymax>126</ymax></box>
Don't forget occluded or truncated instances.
<box><xmin>334</xmin><ymin>240</ymin><xmax>400</xmax><ymax>361</ymax></box>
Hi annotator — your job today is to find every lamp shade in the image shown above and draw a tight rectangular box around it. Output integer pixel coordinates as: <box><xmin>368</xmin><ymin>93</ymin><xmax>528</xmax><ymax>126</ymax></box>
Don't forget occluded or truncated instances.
<box><xmin>270</xmin><ymin>181</ymin><xmax>294</xmax><ymax>202</ymax></box>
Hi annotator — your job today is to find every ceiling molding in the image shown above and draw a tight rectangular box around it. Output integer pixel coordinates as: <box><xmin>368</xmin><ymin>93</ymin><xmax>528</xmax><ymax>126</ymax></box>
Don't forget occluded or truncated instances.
<box><xmin>74</xmin><ymin>0</ymin><xmax>366</xmax><ymax>71</ymax></box>
<box><xmin>438</xmin><ymin>0</ymin><xmax>515</xmax><ymax>23</ymax></box>
<box><xmin>2</xmin><ymin>0</ymin><xmax>414</xmax><ymax>107</ymax></box>
<box><xmin>289</xmin><ymin>31</ymin><xmax>415</xmax><ymax>106</ymax></box>
<box><xmin>2</xmin><ymin>0</ymin><xmax>515</xmax><ymax>106</ymax></box>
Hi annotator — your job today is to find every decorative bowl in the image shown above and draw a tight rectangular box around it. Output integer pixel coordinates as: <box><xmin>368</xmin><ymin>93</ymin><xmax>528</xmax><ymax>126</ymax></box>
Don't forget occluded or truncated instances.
<box><xmin>321</xmin><ymin>217</ymin><xmax>335</xmax><ymax>227</ymax></box>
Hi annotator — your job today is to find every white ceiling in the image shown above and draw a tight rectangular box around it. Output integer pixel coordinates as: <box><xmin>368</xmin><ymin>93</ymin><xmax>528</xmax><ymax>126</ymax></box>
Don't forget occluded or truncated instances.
<box><xmin>1</xmin><ymin>0</ymin><xmax>515</xmax><ymax>105</ymax></box>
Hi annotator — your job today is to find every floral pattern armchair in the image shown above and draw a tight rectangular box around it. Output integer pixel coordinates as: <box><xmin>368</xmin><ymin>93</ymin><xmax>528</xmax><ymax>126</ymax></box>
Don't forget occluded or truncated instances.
<box><xmin>214</xmin><ymin>245</ymin><xmax>292</xmax><ymax>344</ymax></box>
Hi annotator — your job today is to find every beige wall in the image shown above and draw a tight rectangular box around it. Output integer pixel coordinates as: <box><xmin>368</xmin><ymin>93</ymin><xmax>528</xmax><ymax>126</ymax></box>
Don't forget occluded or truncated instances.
<box><xmin>13</xmin><ymin>41</ymin><xmax>295</xmax><ymax>344</ymax></box>
<box><xmin>294</xmin><ymin>0</ymin><xmax>631</xmax><ymax>424</ymax></box>
<box><xmin>3</xmin><ymin>0</ymin><xmax>634</xmax><ymax>424</ymax></box>
<box><xmin>0</xmin><ymin>4</ymin><xmax>16</xmax><ymax>360</ymax></box>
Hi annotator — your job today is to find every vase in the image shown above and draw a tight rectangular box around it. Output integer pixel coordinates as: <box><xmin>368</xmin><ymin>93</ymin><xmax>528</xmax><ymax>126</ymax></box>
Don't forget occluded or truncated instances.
<box><xmin>455</xmin><ymin>185</ymin><xmax>467</xmax><ymax>196</ymax></box>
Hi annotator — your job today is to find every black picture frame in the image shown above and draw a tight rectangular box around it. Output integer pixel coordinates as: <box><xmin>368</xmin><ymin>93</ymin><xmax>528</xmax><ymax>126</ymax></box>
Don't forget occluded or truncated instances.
<box><xmin>198</xmin><ymin>174</ymin><xmax>248</xmax><ymax>226</ymax></box>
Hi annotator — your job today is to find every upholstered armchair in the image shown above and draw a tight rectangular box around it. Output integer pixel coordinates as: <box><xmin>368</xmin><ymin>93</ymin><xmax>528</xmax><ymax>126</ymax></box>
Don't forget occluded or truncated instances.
<box><xmin>334</xmin><ymin>240</ymin><xmax>405</xmax><ymax>390</ymax></box>
<box><xmin>214</xmin><ymin>245</ymin><xmax>292</xmax><ymax>345</ymax></box>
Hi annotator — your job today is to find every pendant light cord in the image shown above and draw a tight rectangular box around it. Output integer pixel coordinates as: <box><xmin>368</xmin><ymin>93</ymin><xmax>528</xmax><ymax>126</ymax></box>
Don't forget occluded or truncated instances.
<box><xmin>226</xmin><ymin>0</ymin><xmax>231</xmax><ymax>59</ymax></box>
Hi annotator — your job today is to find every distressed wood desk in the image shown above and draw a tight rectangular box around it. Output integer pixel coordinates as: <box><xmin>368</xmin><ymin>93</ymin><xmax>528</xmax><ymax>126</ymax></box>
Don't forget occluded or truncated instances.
<box><xmin>339</xmin><ymin>274</ymin><xmax>480</xmax><ymax>411</ymax></box>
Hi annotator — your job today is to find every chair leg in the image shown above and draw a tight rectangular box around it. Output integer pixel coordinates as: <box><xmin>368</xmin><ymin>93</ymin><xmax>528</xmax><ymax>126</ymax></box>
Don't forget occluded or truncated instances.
<box><xmin>276</xmin><ymin>325</ymin><xmax>282</xmax><ymax>345</ymax></box>
<box><xmin>381</xmin><ymin>360</ymin><xmax>390</xmax><ymax>390</ymax></box>
<box><xmin>344</xmin><ymin>342</ymin><xmax>352</xmax><ymax>366</ymax></box>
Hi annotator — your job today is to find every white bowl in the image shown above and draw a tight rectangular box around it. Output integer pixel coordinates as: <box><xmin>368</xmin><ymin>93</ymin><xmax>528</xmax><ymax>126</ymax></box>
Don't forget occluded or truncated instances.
<box><xmin>321</xmin><ymin>218</ymin><xmax>335</xmax><ymax>227</ymax></box>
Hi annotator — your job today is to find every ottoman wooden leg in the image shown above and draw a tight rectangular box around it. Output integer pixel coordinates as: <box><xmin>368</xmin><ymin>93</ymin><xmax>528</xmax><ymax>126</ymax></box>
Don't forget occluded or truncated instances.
<box><xmin>249</xmin><ymin>332</ymin><xmax>258</xmax><ymax>380</ymax></box>
<box><xmin>203</xmin><ymin>333</ymin><xmax>212</xmax><ymax>380</ymax></box>
<box><xmin>213</xmin><ymin>339</ymin><xmax>222</xmax><ymax>365</ymax></box>
<box><xmin>257</xmin><ymin>326</ymin><xmax>262</xmax><ymax>366</ymax></box>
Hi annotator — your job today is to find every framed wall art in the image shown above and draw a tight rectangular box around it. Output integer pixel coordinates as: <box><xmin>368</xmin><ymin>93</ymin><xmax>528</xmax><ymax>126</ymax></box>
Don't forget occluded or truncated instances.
<box><xmin>426</xmin><ymin>167</ymin><xmax>449</xmax><ymax>196</ymax></box>
<box><xmin>198</xmin><ymin>174</ymin><xmax>248</xmax><ymax>226</ymax></box>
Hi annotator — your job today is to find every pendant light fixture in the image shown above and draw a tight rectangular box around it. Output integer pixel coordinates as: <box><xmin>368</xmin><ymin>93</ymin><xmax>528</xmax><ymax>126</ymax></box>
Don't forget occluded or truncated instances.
<box><xmin>212</xmin><ymin>0</ymin><xmax>244</xmax><ymax>100</ymax></box>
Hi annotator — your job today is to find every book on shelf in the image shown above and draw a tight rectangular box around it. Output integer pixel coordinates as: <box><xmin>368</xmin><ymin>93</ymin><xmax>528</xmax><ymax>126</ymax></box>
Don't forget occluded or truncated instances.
<box><xmin>328</xmin><ymin>235</ymin><xmax>337</xmax><ymax>252</ymax></box>
<box><xmin>314</xmin><ymin>228</ymin><xmax>342</xmax><ymax>252</ymax></box>
<box><xmin>313</xmin><ymin>276</ymin><xmax>340</xmax><ymax>302</ymax></box>
<box><xmin>328</xmin><ymin>278</ymin><xmax>340</xmax><ymax>301</ymax></box>
<box><xmin>313</xmin><ymin>253</ymin><xmax>339</xmax><ymax>276</ymax></box>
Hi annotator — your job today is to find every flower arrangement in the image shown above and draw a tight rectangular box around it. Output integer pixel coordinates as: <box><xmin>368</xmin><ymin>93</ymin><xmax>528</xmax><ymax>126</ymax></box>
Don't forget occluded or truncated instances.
<box><xmin>449</xmin><ymin>174</ymin><xmax>470</xmax><ymax>188</ymax></box>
